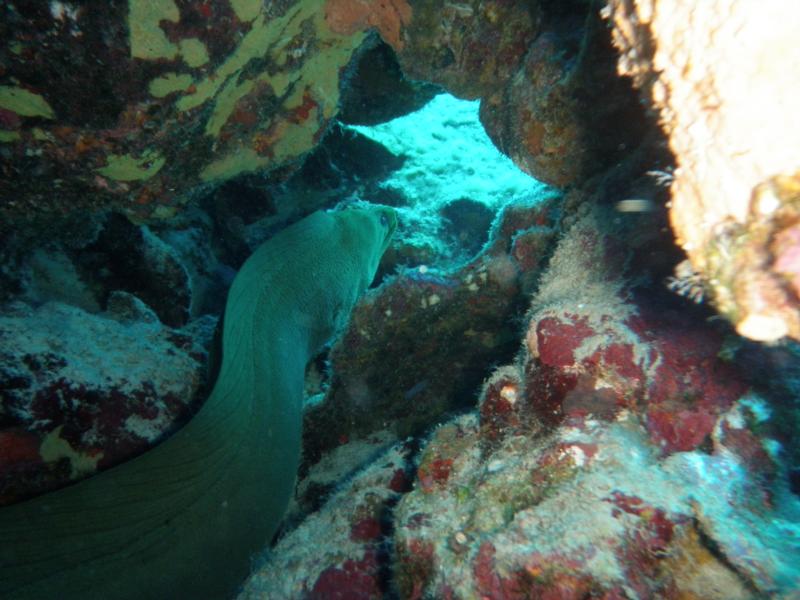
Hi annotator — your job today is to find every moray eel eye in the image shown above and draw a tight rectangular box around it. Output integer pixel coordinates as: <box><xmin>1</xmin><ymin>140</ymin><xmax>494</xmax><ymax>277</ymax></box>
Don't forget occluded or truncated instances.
<box><xmin>379</xmin><ymin>208</ymin><xmax>397</xmax><ymax>233</ymax></box>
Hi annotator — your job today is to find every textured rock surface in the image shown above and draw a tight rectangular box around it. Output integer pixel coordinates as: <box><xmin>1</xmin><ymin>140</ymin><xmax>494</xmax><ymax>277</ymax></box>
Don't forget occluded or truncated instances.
<box><xmin>2</xmin><ymin>210</ymin><xmax>224</xmax><ymax>326</ymax></box>
<box><xmin>606</xmin><ymin>0</ymin><xmax>800</xmax><ymax>341</ymax></box>
<box><xmin>3</xmin><ymin>0</ymin><xmax>798</xmax><ymax>345</ymax></box>
<box><xmin>1</xmin><ymin>0</ymin><xmax>641</xmax><ymax>228</ymax></box>
<box><xmin>255</xmin><ymin>195</ymin><xmax>796</xmax><ymax>599</ymax></box>
<box><xmin>240</xmin><ymin>207</ymin><xmax>798</xmax><ymax>599</ymax></box>
<box><xmin>393</xmin><ymin>411</ymin><xmax>797</xmax><ymax>598</ymax></box>
<box><xmin>1</xmin><ymin>1</ymin><xmax>799</xmax><ymax>596</ymax></box>
<box><xmin>479</xmin><ymin>8</ymin><xmax>649</xmax><ymax>188</ymax></box>
<box><xmin>394</xmin><ymin>0</ymin><xmax>538</xmax><ymax>100</ymax></box>
<box><xmin>0</xmin><ymin>301</ymin><xmax>211</xmax><ymax>505</ymax></box>
<box><xmin>338</xmin><ymin>41</ymin><xmax>440</xmax><ymax>126</ymax></box>
<box><xmin>391</xmin><ymin>0</ymin><xmax>648</xmax><ymax>189</ymax></box>
<box><xmin>523</xmin><ymin>211</ymin><xmax>748</xmax><ymax>455</ymax></box>
<box><xmin>303</xmin><ymin>194</ymin><xmax>559</xmax><ymax>464</ymax></box>
<box><xmin>239</xmin><ymin>443</ymin><xmax>413</xmax><ymax>598</ymax></box>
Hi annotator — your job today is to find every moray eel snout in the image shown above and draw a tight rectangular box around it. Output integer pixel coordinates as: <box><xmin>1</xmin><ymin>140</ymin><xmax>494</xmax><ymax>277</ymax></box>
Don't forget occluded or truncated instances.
<box><xmin>0</xmin><ymin>205</ymin><xmax>396</xmax><ymax>600</ymax></box>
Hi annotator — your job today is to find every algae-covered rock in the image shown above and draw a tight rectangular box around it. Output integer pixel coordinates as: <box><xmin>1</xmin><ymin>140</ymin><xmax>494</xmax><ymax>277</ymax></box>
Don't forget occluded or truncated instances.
<box><xmin>0</xmin><ymin>301</ymin><xmax>212</xmax><ymax>505</ymax></box>
<box><xmin>393</xmin><ymin>0</ymin><xmax>539</xmax><ymax>100</ymax></box>
<box><xmin>0</xmin><ymin>0</ymin><xmax>388</xmax><ymax>226</ymax></box>
<box><xmin>239</xmin><ymin>443</ymin><xmax>413</xmax><ymax>598</ymax></box>
<box><xmin>388</xmin><ymin>209</ymin><xmax>798</xmax><ymax>598</ymax></box>
<box><xmin>479</xmin><ymin>6</ymin><xmax>650</xmax><ymax>189</ymax></box>
<box><xmin>1</xmin><ymin>1</ymin><xmax>798</xmax><ymax>595</ymax></box>
<box><xmin>355</xmin><ymin>203</ymin><xmax>795</xmax><ymax>598</ymax></box>
<box><xmin>393</xmin><ymin>410</ymin><xmax>795</xmax><ymax>598</ymax></box>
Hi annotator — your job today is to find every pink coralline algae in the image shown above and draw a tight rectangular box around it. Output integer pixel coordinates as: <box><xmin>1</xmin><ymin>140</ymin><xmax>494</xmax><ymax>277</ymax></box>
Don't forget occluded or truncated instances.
<box><xmin>392</xmin><ymin>407</ymin><xmax>791</xmax><ymax>598</ymax></box>
<box><xmin>239</xmin><ymin>203</ymin><xmax>795</xmax><ymax>598</ymax></box>
<box><xmin>474</xmin><ymin>541</ymin><xmax>602</xmax><ymax>600</ymax></box>
<box><xmin>522</xmin><ymin>214</ymin><xmax>750</xmax><ymax>455</ymax></box>
<box><xmin>479</xmin><ymin>366</ymin><xmax>524</xmax><ymax>445</ymax></box>
<box><xmin>387</xmin><ymin>209</ymin><xmax>796</xmax><ymax>599</ymax></box>
<box><xmin>309</xmin><ymin>549</ymin><xmax>381</xmax><ymax>600</ymax></box>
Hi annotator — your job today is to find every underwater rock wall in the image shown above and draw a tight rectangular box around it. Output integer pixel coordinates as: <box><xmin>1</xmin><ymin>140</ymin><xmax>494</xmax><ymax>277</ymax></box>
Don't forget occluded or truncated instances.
<box><xmin>2</xmin><ymin>0</ymin><xmax>799</xmax><ymax>597</ymax></box>
<box><xmin>0</xmin><ymin>0</ymin><xmax>390</xmax><ymax>225</ymax></box>
<box><xmin>389</xmin><ymin>210</ymin><xmax>799</xmax><ymax>598</ymax></box>
<box><xmin>606</xmin><ymin>0</ymin><xmax>800</xmax><ymax>342</ymax></box>
<box><xmin>0</xmin><ymin>0</ymin><xmax>635</xmax><ymax>224</ymax></box>
<box><xmin>240</xmin><ymin>443</ymin><xmax>414</xmax><ymax>598</ymax></box>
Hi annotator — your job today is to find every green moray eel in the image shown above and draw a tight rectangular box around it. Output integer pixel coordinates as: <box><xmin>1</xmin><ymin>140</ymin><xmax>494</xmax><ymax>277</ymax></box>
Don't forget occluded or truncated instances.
<box><xmin>0</xmin><ymin>205</ymin><xmax>396</xmax><ymax>599</ymax></box>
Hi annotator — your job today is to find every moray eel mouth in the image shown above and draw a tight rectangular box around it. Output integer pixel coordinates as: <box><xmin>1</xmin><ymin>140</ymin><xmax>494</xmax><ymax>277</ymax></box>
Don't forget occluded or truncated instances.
<box><xmin>0</xmin><ymin>204</ymin><xmax>397</xmax><ymax>600</ymax></box>
<box><xmin>377</xmin><ymin>207</ymin><xmax>397</xmax><ymax>252</ymax></box>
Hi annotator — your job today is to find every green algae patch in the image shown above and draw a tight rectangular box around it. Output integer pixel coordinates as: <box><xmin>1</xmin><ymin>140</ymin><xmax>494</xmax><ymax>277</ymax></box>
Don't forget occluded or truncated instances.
<box><xmin>175</xmin><ymin>5</ymin><xmax>307</xmax><ymax>113</ymax></box>
<box><xmin>272</xmin><ymin>109</ymin><xmax>320</xmax><ymax>163</ymax></box>
<box><xmin>175</xmin><ymin>0</ymin><xmax>361</xmax><ymax>131</ymax></box>
<box><xmin>200</xmin><ymin>147</ymin><xmax>270</xmax><ymax>182</ymax></box>
<box><xmin>0</xmin><ymin>86</ymin><xmax>55</xmax><ymax>119</ymax></box>
<box><xmin>179</xmin><ymin>38</ymin><xmax>210</xmax><ymax>67</ymax></box>
<box><xmin>96</xmin><ymin>150</ymin><xmax>166</xmax><ymax>181</ymax></box>
<box><xmin>0</xmin><ymin>131</ymin><xmax>20</xmax><ymax>142</ymax></box>
<box><xmin>149</xmin><ymin>72</ymin><xmax>194</xmax><ymax>98</ymax></box>
<box><xmin>266</xmin><ymin>71</ymin><xmax>292</xmax><ymax>98</ymax></box>
<box><xmin>298</xmin><ymin>16</ymin><xmax>366</xmax><ymax>118</ymax></box>
<box><xmin>206</xmin><ymin>77</ymin><xmax>256</xmax><ymax>137</ymax></box>
<box><xmin>230</xmin><ymin>0</ymin><xmax>262</xmax><ymax>22</ymax></box>
<box><xmin>129</xmin><ymin>0</ymin><xmax>180</xmax><ymax>60</ymax></box>
<box><xmin>159</xmin><ymin>0</ymin><xmax>370</xmax><ymax>184</ymax></box>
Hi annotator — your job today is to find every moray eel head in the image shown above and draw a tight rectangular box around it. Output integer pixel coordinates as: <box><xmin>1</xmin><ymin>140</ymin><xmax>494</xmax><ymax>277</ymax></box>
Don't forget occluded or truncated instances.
<box><xmin>333</xmin><ymin>204</ymin><xmax>397</xmax><ymax>288</ymax></box>
<box><xmin>299</xmin><ymin>204</ymin><xmax>396</xmax><ymax>346</ymax></box>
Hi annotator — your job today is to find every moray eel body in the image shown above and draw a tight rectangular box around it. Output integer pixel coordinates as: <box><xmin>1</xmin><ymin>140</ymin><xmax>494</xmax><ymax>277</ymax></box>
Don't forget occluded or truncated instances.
<box><xmin>0</xmin><ymin>206</ymin><xmax>396</xmax><ymax>599</ymax></box>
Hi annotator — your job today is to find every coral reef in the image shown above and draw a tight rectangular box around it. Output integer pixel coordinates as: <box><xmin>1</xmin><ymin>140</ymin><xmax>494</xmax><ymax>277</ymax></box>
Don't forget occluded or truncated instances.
<box><xmin>243</xmin><ymin>208</ymin><xmax>799</xmax><ymax>599</ymax></box>
<box><xmin>4</xmin><ymin>0</ymin><xmax>796</xmax><ymax>345</ymax></box>
<box><xmin>0</xmin><ymin>0</ymin><xmax>639</xmax><ymax>229</ymax></box>
<box><xmin>522</xmin><ymin>211</ymin><xmax>749</xmax><ymax>455</ymax></box>
<box><xmin>393</xmin><ymin>411</ymin><xmax>797</xmax><ymax>598</ymax></box>
<box><xmin>1</xmin><ymin>0</ymin><xmax>799</xmax><ymax>596</ymax></box>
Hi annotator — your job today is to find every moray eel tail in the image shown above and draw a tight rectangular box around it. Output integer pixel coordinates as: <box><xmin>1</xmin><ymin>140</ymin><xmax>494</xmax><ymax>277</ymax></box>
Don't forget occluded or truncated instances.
<box><xmin>0</xmin><ymin>205</ymin><xmax>396</xmax><ymax>599</ymax></box>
